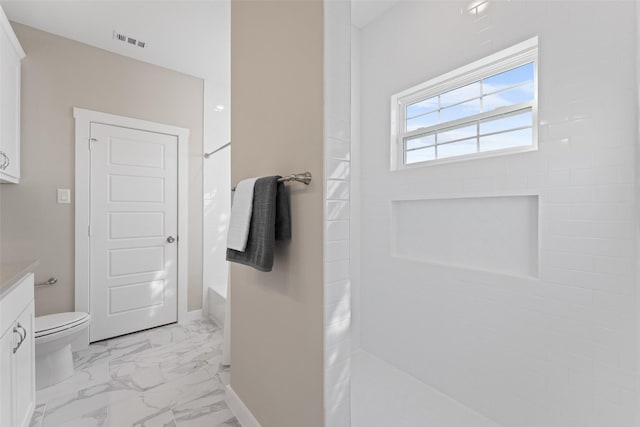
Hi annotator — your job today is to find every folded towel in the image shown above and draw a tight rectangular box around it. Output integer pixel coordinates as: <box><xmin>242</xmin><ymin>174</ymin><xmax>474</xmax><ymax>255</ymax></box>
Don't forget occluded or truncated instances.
<box><xmin>226</xmin><ymin>176</ymin><xmax>291</xmax><ymax>272</ymax></box>
<box><xmin>226</xmin><ymin>177</ymin><xmax>259</xmax><ymax>251</ymax></box>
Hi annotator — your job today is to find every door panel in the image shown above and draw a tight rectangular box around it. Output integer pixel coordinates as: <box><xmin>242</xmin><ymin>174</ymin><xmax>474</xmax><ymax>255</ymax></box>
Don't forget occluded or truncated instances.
<box><xmin>0</xmin><ymin>326</ymin><xmax>14</xmax><ymax>427</ymax></box>
<box><xmin>90</xmin><ymin>123</ymin><xmax>178</xmax><ymax>342</ymax></box>
<box><xmin>109</xmin><ymin>175</ymin><xmax>165</xmax><ymax>202</ymax></box>
<box><xmin>109</xmin><ymin>280</ymin><xmax>165</xmax><ymax>314</ymax></box>
<box><xmin>110</xmin><ymin>212</ymin><xmax>164</xmax><ymax>239</ymax></box>
<box><xmin>109</xmin><ymin>246</ymin><xmax>165</xmax><ymax>277</ymax></box>
<box><xmin>109</xmin><ymin>138</ymin><xmax>165</xmax><ymax>168</ymax></box>
<box><xmin>0</xmin><ymin>27</ymin><xmax>21</xmax><ymax>180</ymax></box>
<box><xmin>14</xmin><ymin>302</ymin><xmax>35</xmax><ymax>427</ymax></box>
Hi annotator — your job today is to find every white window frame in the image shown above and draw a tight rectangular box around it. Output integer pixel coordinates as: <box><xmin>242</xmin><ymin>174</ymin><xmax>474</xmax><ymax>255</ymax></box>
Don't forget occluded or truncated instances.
<box><xmin>390</xmin><ymin>37</ymin><xmax>538</xmax><ymax>170</ymax></box>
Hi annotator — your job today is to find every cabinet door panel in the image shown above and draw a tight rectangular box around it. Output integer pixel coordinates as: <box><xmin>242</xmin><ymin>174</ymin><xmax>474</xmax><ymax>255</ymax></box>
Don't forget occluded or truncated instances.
<box><xmin>0</xmin><ymin>25</ymin><xmax>21</xmax><ymax>182</ymax></box>
<box><xmin>14</xmin><ymin>302</ymin><xmax>35</xmax><ymax>427</ymax></box>
<box><xmin>0</xmin><ymin>326</ymin><xmax>14</xmax><ymax>427</ymax></box>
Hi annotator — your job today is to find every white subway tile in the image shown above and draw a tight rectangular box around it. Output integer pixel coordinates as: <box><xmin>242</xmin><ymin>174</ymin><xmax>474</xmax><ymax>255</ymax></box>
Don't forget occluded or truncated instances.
<box><xmin>325</xmin><ymin>280</ymin><xmax>351</xmax><ymax>305</ymax></box>
<box><xmin>325</xmin><ymin>296</ymin><xmax>351</xmax><ymax>328</ymax></box>
<box><xmin>541</xmin><ymin>251</ymin><xmax>594</xmax><ymax>272</ymax></box>
<box><xmin>570</xmin><ymin>204</ymin><xmax>634</xmax><ymax>222</ymax></box>
<box><xmin>325</xmin><ymin>315</ymin><xmax>350</xmax><ymax>348</ymax></box>
<box><xmin>545</xmin><ymin>169</ymin><xmax>572</xmax><ymax>187</ymax></box>
<box><xmin>327</xmin><ymin>138</ymin><xmax>351</xmax><ymax>160</ymax></box>
<box><xmin>327</xmin><ymin>240</ymin><xmax>350</xmax><ymax>262</ymax></box>
<box><xmin>593</xmin><ymin>256</ymin><xmax>634</xmax><ymax>277</ymax></box>
<box><xmin>327</xmin><ymin>200</ymin><xmax>350</xmax><ymax>220</ymax></box>
<box><xmin>544</xmin><ymin>187</ymin><xmax>592</xmax><ymax>203</ymax></box>
<box><xmin>327</xmin><ymin>179</ymin><xmax>350</xmax><ymax>200</ymax></box>
<box><xmin>568</xmin><ymin>98</ymin><xmax>600</xmax><ymax>120</ymax></box>
<box><xmin>593</xmin><ymin>184</ymin><xmax>634</xmax><ymax>203</ymax></box>
<box><xmin>326</xmin><ymin>260</ymin><xmax>349</xmax><ymax>283</ymax></box>
<box><xmin>327</xmin><ymin>220</ymin><xmax>349</xmax><ymax>241</ymax></box>
<box><xmin>327</xmin><ymin>158</ymin><xmax>351</xmax><ymax>180</ymax></box>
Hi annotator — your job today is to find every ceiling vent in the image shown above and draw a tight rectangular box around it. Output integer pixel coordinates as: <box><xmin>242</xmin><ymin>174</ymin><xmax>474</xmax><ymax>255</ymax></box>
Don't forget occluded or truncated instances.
<box><xmin>113</xmin><ymin>31</ymin><xmax>147</xmax><ymax>49</ymax></box>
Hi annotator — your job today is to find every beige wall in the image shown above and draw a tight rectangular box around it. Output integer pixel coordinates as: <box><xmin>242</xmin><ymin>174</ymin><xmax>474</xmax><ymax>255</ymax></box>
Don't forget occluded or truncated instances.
<box><xmin>230</xmin><ymin>1</ymin><xmax>325</xmax><ymax>427</ymax></box>
<box><xmin>0</xmin><ymin>23</ymin><xmax>204</xmax><ymax>315</ymax></box>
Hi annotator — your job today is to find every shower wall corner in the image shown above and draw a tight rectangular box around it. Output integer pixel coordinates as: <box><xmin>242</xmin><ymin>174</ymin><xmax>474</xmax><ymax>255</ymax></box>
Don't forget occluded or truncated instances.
<box><xmin>323</xmin><ymin>1</ymin><xmax>353</xmax><ymax>427</ymax></box>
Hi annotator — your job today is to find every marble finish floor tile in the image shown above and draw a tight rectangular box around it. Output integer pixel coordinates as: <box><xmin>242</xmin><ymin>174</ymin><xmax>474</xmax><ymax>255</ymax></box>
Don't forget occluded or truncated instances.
<box><xmin>172</xmin><ymin>388</ymin><xmax>238</xmax><ymax>427</ymax></box>
<box><xmin>33</xmin><ymin>319</ymin><xmax>239</xmax><ymax>427</ymax></box>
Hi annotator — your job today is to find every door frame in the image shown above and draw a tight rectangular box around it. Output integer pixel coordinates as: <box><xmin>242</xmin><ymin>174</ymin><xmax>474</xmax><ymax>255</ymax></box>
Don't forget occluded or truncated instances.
<box><xmin>74</xmin><ymin>107</ymin><xmax>190</xmax><ymax>344</ymax></box>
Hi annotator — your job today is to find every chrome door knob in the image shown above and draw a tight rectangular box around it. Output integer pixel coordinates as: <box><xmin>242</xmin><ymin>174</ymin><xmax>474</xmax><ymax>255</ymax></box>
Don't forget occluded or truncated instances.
<box><xmin>166</xmin><ymin>236</ymin><xmax>176</xmax><ymax>243</ymax></box>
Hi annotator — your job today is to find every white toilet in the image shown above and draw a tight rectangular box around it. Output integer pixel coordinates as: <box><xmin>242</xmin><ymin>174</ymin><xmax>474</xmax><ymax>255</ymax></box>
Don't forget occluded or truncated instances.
<box><xmin>34</xmin><ymin>312</ymin><xmax>91</xmax><ymax>390</ymax></box>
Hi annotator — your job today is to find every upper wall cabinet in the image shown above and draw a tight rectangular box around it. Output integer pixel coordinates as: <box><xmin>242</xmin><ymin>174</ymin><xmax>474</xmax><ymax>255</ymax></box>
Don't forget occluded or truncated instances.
<box><xmin>0</xmin><ymin>7</ymin><xmax>24</xmax><ymax>184</ymax></box>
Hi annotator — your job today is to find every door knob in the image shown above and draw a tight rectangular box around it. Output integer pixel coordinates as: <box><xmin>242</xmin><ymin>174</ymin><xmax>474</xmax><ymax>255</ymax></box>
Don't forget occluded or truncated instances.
<box><xmin>166</xmin><ymin>236</ymin><xmax>176</xmax><ymax>243</ymax></box>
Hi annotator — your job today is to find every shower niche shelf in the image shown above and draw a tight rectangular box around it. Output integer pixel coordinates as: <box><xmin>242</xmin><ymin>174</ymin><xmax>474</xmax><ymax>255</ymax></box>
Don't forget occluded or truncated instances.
<box><xmin>391</xmin><ymin>194</ymin><xmax>539</xmax><ymax>278</ymax></box>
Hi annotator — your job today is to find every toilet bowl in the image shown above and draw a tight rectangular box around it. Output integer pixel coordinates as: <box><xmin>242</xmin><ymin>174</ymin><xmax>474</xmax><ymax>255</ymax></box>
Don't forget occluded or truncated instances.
<box><xmin>35</xmin><ymin>311</ymin><xmax>90</xmax><ymax>390</ymax></box>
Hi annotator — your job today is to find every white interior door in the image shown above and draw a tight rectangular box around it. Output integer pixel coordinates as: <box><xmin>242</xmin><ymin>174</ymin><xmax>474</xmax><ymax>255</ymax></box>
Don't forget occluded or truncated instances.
<box><xmin>89</xmin><ymin>122</ymin><xmax>178</xmax><ymax>342</ymax></box>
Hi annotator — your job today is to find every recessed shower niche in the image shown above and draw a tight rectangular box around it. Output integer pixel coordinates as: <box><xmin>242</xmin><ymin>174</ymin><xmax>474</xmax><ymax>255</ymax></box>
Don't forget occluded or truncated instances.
<box><xmin>391</xmin><ymin>195</ymin><xmax>539</xmax><ymax>278</ymax></box>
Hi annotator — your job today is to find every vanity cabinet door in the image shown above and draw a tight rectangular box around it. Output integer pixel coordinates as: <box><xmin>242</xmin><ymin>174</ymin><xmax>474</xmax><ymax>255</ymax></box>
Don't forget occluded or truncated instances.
<box><xmin>0</xmin><ymin>5</ymin><xmax>24</xmax><ymax>184</ymax></box>
<box><xmin>0</xmin><ymin>27</ymin><xmax>21</xmax><ymax>182</ymax></box>
<box><xmin>0</xmin><ymin>325</ymin><xmax>15</xmax><ymax>427</ymax></box>
<box><xmin>13</xmin><ymin>301</ymin><xmax>35</xmax><ymax>427</ymax></box>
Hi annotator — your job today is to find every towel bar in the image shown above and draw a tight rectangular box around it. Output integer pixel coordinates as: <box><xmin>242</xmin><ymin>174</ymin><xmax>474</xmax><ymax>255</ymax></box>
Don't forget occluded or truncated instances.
<box><xmin>232</xmin><ymin>172</ymin><xmax>312</xmax><ymax>191</ymax></box>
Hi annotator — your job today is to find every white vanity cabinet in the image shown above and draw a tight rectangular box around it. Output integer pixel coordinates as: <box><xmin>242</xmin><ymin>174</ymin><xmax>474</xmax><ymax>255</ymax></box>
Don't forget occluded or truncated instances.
<box><xmin>0</xmin><ymin>273</ymin><xmax>35</xmax><ymax>427</ymax></box>
<box><xmin>0</xmin><ymin>5</ymin><xmax>25</xmax><ymax>184</ymax></box>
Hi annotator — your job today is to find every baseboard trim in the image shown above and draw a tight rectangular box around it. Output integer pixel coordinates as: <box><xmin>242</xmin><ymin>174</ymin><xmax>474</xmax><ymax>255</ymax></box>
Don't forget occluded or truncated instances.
<box><xmin>185</xmin><ymin>309</ymin><xmax>202</xmax><ymax>322</ymax></box>
<box><xmin>226</xmin><ymin>385</ymin><xmax>262</xmax><ymax>427</ymax></box>
<box><xmin>209</xmin><ymin>314</ymin><xmax>224</xmax><ymax>329</ymax></box>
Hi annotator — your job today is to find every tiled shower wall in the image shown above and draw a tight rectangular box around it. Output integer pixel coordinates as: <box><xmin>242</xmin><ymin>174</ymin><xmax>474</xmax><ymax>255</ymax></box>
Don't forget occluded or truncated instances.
<box><xmin>359</xmin><ymin>1</ymin><xmax>638</xmax><ymax>426</ymax></box>
<box><xmin>324</xmin><ymin>1</ymin><xmax>351</xmax><ymax>427</ymax></box>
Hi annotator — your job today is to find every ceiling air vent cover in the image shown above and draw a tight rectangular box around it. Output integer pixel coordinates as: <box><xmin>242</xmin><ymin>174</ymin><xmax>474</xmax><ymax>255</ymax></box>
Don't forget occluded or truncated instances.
<box><xmin>113</xmin><ymin>31</ymin><xmax>147</xmax><ymax>49</ymax></box>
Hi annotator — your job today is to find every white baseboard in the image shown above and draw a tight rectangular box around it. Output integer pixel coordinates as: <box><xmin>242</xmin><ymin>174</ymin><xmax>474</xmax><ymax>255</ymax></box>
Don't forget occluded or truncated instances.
<box><xmin>226</xmin><ymin>385</ymin><xmax>262</xmax><ymax>427</ymax></box>
<box><xmin>185</xmin><ymin>309</ymin><xmax>203</xmax><ymax>322</ymax></box>
<box><xmin>207</xmin><ymin>286</ymin><xmax>227</xmax><ymax>327</ymax></box>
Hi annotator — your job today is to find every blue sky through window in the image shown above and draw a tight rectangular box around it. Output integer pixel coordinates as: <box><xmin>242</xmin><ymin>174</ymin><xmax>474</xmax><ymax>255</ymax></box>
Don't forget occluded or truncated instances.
<box><xmin>401</xmin><ymin>57</ymin><xmax>535</xmax><ymax>165</ymax></box>
<box><xmin>405</xmin><ymin>62</ymin><xmax>534</xmax><ymax>133</ymax></box>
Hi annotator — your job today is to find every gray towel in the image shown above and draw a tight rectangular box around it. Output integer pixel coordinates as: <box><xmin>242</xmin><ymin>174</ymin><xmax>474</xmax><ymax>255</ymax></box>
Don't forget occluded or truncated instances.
<box><xmin>226</xmin><ymin>176</ymin><xmax>291</xmax><ymax>272</ymax></box>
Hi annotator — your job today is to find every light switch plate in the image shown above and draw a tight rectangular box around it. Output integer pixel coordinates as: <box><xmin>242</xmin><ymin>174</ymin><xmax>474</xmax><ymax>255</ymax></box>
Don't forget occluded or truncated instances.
<box><xmin>57</xmin><ymin>189</ymin><xmax>71</xmax><ymax>204</ymax></box>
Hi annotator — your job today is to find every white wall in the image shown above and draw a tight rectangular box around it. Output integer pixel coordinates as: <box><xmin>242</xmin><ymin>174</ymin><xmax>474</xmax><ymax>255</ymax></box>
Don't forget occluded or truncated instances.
<box><xmin>637</xmin><ymin>2</ymin><xmax>640</xmax><ymax>421</ymax></box>
<box><xmin>202</xmin><ymin>0</ymin><xmax>231</xmax><ymax>311</ymax></box>
<box><xmin>350</xmin><ymin>24</ymin><xmax>362</xmax><ymax>352</ymax></box>
<box><xmin>324</xmin><ymin>2</ymin><xmax>352</xmax><ymax>427</ymax></box>
<box><xmin>359</xmin><ymin>2</ymin><xmax>638</xmax><ymax>426</ymax></box>
<box><xmin>203</xmin><ymin>81</ymin><xmax>231</xmax><ymax>303</ymax></box>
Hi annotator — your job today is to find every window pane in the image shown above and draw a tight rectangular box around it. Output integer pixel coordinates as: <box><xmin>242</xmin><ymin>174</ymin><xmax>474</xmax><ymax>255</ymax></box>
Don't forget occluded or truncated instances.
<box><xmin>480</xmin><ymin>110</ymin><xmax>532</xmax><ymax>135</ymax></box>
<box><xmin>482</xmin><ymin>82</ymin><xmax>534</xmax><ymax>111</ymax></box>
<box><xmin>407</xmin><ymin>96</ymin><xmax>438</xmax><ymax>118</ymax></box>
<box><xmin>406</xmin><ymin>147</ymin><xmax>436</xmax><ymax>164</ymax></box>
<box><xmin>440</xmin><ymin>99</ymin><xmax>481</xmax><ymax>123</ymax></box>
<box><xmin>438</xmin><ymin>124</ymin><xmax>477</xmax><ymax>144</ymax></box>
<box><xmin>406</xmin><ymin>134</ymin><xmax>435</xmax><ymax>150</ymax></box>
<box><xmin>480</xmin><ymin>128</ymin><xmax>532</xmax><ymax>152</ymax></box>
<box><xmin>437</xmin><ymin>138</ymin><xmax>478</xmax><ymax>159</ymax></box>
<box><xmin>407</xmin><ymin>111</ymin><xmax>438</xmax><ymax>131</ymax></box>
<box><xmin>440</xmin><ymin>82</ymin><xmax>481</xmax><ymax>107</ymax></box>
<box><xmin>482</xmin><ymin>63</ymin><xmax>534</xmax><ymax>94</ymax></box>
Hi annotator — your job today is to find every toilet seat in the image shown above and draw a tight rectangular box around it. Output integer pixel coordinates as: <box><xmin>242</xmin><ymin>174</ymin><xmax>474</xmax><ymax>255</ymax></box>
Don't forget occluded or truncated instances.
<box><xmin>35</xmin><ymin>312</ymin><xmax>90</xmax><ymax>339</ymax></box>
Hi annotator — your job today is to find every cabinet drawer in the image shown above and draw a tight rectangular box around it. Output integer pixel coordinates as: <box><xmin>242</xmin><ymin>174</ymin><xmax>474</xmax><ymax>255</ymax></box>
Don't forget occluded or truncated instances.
<box><xmin>0</xmin><ymin>273</ymin><xmax>34</xmax><ymax>336</ymax></box>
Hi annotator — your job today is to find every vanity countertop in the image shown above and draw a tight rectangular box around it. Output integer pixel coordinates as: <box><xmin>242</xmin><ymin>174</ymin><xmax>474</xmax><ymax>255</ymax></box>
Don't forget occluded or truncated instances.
<box><xmin>0</xmin><ymin>259</ymin><xmax>39</xmax><ymax>298</ymax></box>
